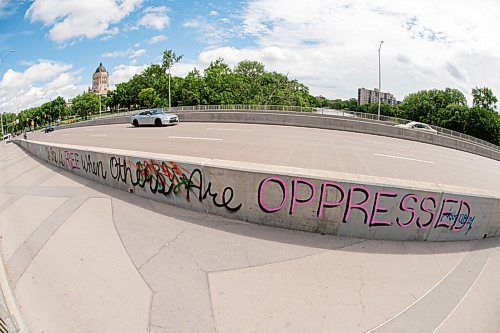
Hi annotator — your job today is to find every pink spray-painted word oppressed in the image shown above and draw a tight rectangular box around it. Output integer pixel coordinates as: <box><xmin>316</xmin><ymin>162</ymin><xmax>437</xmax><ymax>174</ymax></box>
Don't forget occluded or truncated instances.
<box><xmin>257</xmin><ymin>176</ymin><xmax>475</xmax><ymax>233</ymax></box>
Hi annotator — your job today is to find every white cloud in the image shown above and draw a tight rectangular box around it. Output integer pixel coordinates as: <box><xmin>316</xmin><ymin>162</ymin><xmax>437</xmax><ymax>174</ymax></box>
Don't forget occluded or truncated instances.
<box><xmin>25</xmin><ymin>0</ymin><xmax>143</xmax><ymax>43</ymax></box>
<box><xmin>102</xmin><ymin>48</ymin><xmax>146</xmax><ymax>59</ymax></box>
<box><xmin>209</xmin><ymin>10</ymin><xmax>219</xmax><ymax>16</ymax></box>
<box><xmin>100</xmin><ymin>27</ymin><xmax>120</xmax><ymax>41</ymax></box>
<box><xmin>110</xmin><ymin>64</ymin><xmax>147</xmax><ymax>86</ymax></box>
<box><xmin>0</xmin><ymin>60</ymin><xmax>85</xmax><ymax>112</ymax></box>
<box><xmin>183</xmin><ymin>20</ymin><xmax>199</xmax><ymax>29</ymax></box>
<box><xmin>102</xmin><ymin>50</ymin><xmax>129</xmax><ymax>58</ymax></box>
<box><xmin>204</xmin><ymin>0</ymin><xmax>500</xmax><ymax>102</ymax></box>
<box><xmin>130</xmin><ymin>48</ymin><xmax>146</xmax><ymax>58</ymax></box>
<box><xmin>183</xmin><ymin>15</ymin><xmax>239</xmax><ymax>47</ymax></box>
<box><xmin>137</xmin><ymin>6</ymin><xmax>169</xmax><ymax>30</ymax></box>
<box><xmin>0</xmin><ymin>0</ymin><xmax>28</xmax><ymax>18</ymax></box>
<box><xmin>1</xmin><ymin>60</ymin><xmax>72</xmax><ymax>91</ymax></box>
<box><xmin>170</xmin><ymin>62</ymin><xmax>201</xmax><ymax>77</ymax></box>
<box><xmin>147</xmin><ymin>34</ymin><xmax>167</xmax><ymax>44</ymax></box>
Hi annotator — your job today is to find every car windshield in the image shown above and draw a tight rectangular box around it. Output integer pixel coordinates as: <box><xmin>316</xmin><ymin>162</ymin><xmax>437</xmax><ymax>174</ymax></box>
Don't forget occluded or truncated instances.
<box><xmin>151</xmin><ymin>109</ymin><xmax>163</xmax><ymax>115</ymax></box>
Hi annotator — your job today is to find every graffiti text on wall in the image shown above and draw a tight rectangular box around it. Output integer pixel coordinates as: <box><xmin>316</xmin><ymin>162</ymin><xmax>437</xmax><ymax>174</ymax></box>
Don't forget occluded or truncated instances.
<box><xmin>109</xmin><ymin>157</ymin><xmax>242</xmax><ymax>211</ymax></box>
<box><xmin>258</xmin><ymin>176</ymin><xmax>475</xmax><ymax>233</ymax></box>
<box><xmin>46</xmin><ymin>147</ymin><xmax>107</xmax><ymax>179</ymax></box>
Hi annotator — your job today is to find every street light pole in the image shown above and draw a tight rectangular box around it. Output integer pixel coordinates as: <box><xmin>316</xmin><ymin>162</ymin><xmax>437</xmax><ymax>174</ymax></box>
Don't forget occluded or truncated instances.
<box><xmin>377</xmin><ymin>41</ymin><xmax>384</xmax><ymax>121</ymax></box>
<box><xmin>168</xmin><ymin>65</ymin><xmax>171</xmax><ymax>112</ymax></box>
<box><xmin>0</xmin><ymin>49</ymin><xmax>15</xmax><ymax>139</ymax></box>
<box><xmin>162</xmin><ymin>50</ymin><xmax>182</xmax><ymax>113</ymax></box>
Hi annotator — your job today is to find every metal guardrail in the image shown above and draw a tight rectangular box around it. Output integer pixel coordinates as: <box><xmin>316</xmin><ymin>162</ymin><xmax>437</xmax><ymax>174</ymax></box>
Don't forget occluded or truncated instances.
<box><xmin>91</xmin><ymin>104</ymin><xmax>499</xmax><ymax>152</ymax></box>
<box><xmin>324</xmin><ymin>109</ymin><xmax>500</xmax><ymax>152</ymax></box>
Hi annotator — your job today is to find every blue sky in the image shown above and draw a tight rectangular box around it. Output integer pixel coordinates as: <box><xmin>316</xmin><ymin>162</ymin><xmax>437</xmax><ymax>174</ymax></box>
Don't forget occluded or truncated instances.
<box><xmin>1</xmin><ymin>0</ymin><xmax>500</xmax><ymax>113</ymax></box>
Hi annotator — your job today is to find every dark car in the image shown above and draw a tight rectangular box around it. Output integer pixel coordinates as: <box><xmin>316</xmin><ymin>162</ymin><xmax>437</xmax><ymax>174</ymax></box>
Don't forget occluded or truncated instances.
<box><xmin>44</xmin><ymin>126</ymin><xmax>55</xmax><ymax>133</ymax></box>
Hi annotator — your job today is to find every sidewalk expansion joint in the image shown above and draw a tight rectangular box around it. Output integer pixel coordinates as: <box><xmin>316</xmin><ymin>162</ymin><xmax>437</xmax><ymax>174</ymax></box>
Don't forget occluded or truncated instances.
<box><xmin>205</xmin><ymin>239</ymin><xmax>367</xmax><ymax>275</ymax></box>
<box><xmin>110</xmin><ymin>198</ymin><xmax>155</xmax><ymax>294</ymax></box>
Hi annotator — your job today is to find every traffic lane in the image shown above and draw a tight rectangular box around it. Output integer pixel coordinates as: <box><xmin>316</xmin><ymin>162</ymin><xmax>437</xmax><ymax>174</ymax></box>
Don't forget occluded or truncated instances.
<box><xmin>28</xmin><ymin>122</ymin><xmax>500</xmax><ymax>193</ymax></box>
<box><xmin>29</xmin><ymin>123</ymin><xmax>427</xmax><ymax>177</ymax></box>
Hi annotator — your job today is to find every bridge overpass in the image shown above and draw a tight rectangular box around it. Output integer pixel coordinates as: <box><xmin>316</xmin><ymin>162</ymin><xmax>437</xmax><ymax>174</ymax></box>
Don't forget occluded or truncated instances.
<box><xmin>0</xmin><ymin>110</ymin><xmax>499</xmax><ymax>332</ymax></box>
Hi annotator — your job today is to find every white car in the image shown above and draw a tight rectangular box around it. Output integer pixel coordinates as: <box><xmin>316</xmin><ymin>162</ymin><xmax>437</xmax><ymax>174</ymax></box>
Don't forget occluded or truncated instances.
<box><xmin>131</xmin><ymin>109</ymin><xmax>179</xmax><ymax>127</ymax></box>
<box><xmin>394</xmin><ymin>121</ymin><xmax>438</xmax><ymax>134</ymax></box>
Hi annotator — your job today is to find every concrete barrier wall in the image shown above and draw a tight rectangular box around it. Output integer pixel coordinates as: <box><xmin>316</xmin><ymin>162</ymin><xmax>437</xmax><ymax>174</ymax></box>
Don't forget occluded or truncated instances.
<box><xmin>56</xmin><ymin>110</ymin><xmax>500</xmax><ymax>161</ymax></box>
<box><xmin>16</xmin><ymin>139</ymin><xmax>500</xmax><ymax>241</ymax></box>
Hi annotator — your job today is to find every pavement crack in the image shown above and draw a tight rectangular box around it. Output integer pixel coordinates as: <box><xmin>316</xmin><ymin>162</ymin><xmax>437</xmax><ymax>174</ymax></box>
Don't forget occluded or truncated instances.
<box><xmin>150</xmin><ymin>323</ymin><xmax>169</xmax><ymax>331</ymax></box>
<box><xmin>427</xmin><ymin>242</ymin><xmax>444</xmax><ymax>276</ymax></box>
<box><xmin>243</xmin><ymin>248</ymin><xmax>251</xmax><ymax>267</ymax></box>
<box><xmin>357</xmin><ymin>264</ymin><xmax>366</xmax><ymax>327</ymax></box>
<box><xmin>320</xmin><ymin>312</ymin><xmax>327</xmax><ymax>332</ymax></box>
<box><xmin>138</xmin><ymin>229</ymin><xmax>187</xmax><ymax>271</ymax></box>
<box><xmin>193</xmin><ymin>258</ymin><xmax>208</xmax><ymax>274</ymax></box>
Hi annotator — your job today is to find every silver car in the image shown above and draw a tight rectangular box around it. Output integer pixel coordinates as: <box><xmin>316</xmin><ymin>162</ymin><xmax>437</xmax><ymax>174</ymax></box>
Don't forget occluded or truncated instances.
<box><xmin>131</xmin><ymin>109</ymin><xmax>179</xmax><ymax>127</ymax></box>
<box><xmin>394</xmin><ymin>121</ymin><xmax>438</xmax><ymax>134</ymax></box>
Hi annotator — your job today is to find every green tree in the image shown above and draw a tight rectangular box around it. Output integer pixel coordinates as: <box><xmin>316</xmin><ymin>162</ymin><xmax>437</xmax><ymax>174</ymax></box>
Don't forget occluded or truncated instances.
<box><xmin>203</xmin><ymin>58</ymin><xmax>234</xmax><ymax>104</ymax></box>
<box><xmin>436</xmin><ymin>104</ymin><xmax>468</xmax><ymax>133</ymax></box>
<box><xmin>358</xmin><ymin>102</ymin><xmax>396</xmax><ymax>117</ymax></box>
<box><xmin>52</xmin><ymin>96</ymin><xmax>68</xmax><ymax>121</ymax></box>
<box><xmin>178</xmin><ymin>68</ymin><xmax>206</xmax><ymax>105</ymax></box>
<box><xmin>463</xmin><ymin>107</ymin><xmax>500</xmax><ymax>145</ymax></box>
<box><xmin>113</xmin><ymin>83</ymin><xmax>135</xmax><ymax>110</ymax></box>
<box><xmin>398</xmin><ymin>88</ymin><xmax>467</xmax><ymax>124</ymax></box>
<box><xmin>233</xmin><ymin>60</ymin><xmax>266</xmax><ymax>104</ymax></box>
<box><xmin>71</xmin><ymin>93</ymin><xmax>99</xmax><ymax>120</ymax></box>
<box><xmin>472</xmin><ymin>87</ymin><xmax>498</xmax><ymax>110</ymax></box>
<box><xmin>138</xmin><ymin>88</ymin><xmax>158</xmax><ymax>108</ymax></box>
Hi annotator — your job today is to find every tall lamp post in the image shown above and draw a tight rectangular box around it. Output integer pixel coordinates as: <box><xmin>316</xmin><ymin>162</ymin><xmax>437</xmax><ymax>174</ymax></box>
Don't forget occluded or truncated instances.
<box><xmin>1</xmin><ymin>49</ymin><xmax>15</xmax><ymax>139</ymax></box>
<box><xmin>377</xmin><ymin>41</ymin><xmax>384</xmax><ymax>121</ymax></box>
<box><xmin>162</xmin><ymin>50</ymin><xmax>183</xmax><ymax>112</ymax></box>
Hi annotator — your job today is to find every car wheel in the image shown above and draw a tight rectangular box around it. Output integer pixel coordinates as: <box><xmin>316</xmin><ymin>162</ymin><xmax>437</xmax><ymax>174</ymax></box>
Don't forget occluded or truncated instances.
<box><xmin>132</xmin><ymin>119</ymin><xmax>139</xmax><ymax>127</ymax></box>
<box><xmin>155</xmin><ymin>118</ymin><xmax>162</xmax><ymax>126</ymax></box>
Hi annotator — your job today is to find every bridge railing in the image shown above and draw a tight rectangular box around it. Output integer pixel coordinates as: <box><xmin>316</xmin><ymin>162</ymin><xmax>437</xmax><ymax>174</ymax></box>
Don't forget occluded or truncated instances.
<box><xmin>96</xmin><ymin>104</ymin><xmax>500</xmax><ymax>152</ymax></box>
<box><xmin>323</xmin><ymin>108</ymin><xmax>500</xmax><ymax>152</ymax></box>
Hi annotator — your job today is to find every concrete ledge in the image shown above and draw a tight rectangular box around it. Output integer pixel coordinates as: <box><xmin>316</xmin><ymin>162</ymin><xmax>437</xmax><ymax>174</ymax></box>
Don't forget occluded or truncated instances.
<box><xmin>56</xmin><ymin>110</ymin><xmax>500</xmax><ymax>162</ymax></box>
<box><xmin>15</xmin><ymin>139</ymin><xmax>500</xmax><ymax>241</ymax></box>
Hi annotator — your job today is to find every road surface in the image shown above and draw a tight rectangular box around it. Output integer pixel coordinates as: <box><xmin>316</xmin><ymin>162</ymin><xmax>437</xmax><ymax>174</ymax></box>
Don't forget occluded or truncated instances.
<box><xmin>29</xmin><ymin>122</ymin><xmax>500</xmax><ymax>194</ymax></box>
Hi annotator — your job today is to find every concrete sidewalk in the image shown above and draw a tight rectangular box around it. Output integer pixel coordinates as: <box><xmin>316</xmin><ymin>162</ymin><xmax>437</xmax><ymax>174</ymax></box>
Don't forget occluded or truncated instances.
<box><xmin>0</xmin><ymin>142</ymin><xmax>499</xmax><ymax>333</ymax></box>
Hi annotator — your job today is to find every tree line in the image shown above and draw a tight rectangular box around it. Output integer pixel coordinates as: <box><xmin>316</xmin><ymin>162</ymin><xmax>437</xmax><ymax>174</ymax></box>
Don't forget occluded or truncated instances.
<box><xmin>316</xmin><ymin>87</ymin><xmax>499</xmax><ymax>145</ymax></box>
<box><xmin>2</xmin><ymin>49</ymin><xmax>499</xmax><ymax>145</ymax></box>
<box><xmin>105</xmin><ymin>50</ymin><xmax>312</xmax><ymax>110</ymax></box>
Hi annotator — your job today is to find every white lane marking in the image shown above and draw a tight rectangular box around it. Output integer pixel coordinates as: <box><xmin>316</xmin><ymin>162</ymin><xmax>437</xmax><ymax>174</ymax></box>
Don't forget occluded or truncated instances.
<box><xmin>373</xmin><ymin>153</ymin><xmax>435</xmax><ymax>164</ymax></box>
<box><xmin>169</xmin><ymin>136</ymin><xmax>222</xmax><ymax>141</ymax></box>
<box><xmin>90</xmin><ymin>134</ymin><xmax>108</xmax><ymax>137</ymax></box>
<box><xmin>206</xmin><ymin>127</ymin><xmax>252</xmax><ymax>132</ymax></box>
<box><xmin>366</xmin><ymin>140</ymin><xmax>409</xmax><ymax>148</ymax></box>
